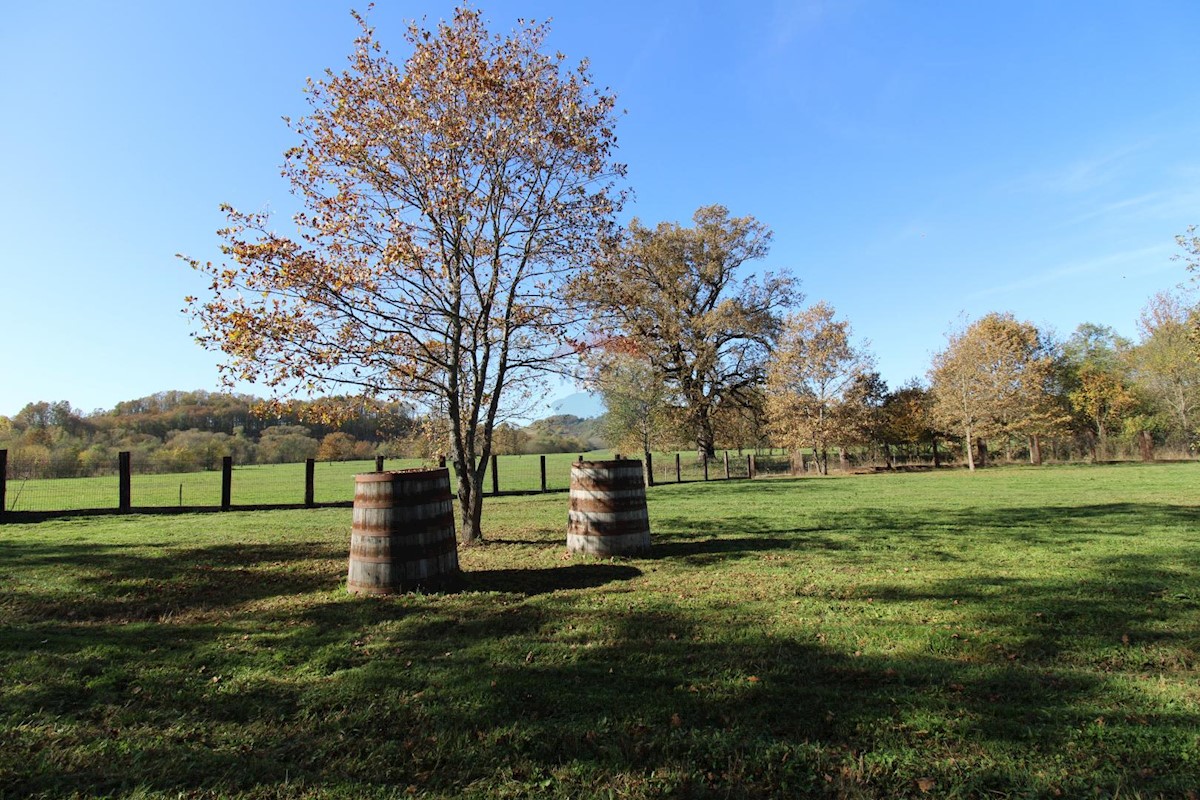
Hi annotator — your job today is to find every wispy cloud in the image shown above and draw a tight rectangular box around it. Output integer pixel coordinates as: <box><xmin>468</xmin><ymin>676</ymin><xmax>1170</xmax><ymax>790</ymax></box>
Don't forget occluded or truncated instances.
<box><xmin>1060</xmin><ymin>186</ymin><xmax>1200</xmax><ymax>229</ymax></box>
<box><xmin>1007</xmin><ymin>139</ymin><xmax>1154</xmax><ymax>195</ymax></box>
<box><xmin>965</xmin><ymin>244</ymin><xmax>1172</xmax><ymax>300</ymax></box>
<box><xmin>767</xmin><ymin>0</ymin><xmax>830</xmax><ymax>54</ymax></box>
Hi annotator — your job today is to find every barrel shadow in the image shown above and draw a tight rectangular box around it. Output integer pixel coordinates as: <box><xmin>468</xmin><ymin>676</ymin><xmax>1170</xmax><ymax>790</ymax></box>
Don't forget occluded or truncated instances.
<box><xmin>457</xmin><ymin>564</ymin><xmax>642</xmax><ymax>596</ymax></box>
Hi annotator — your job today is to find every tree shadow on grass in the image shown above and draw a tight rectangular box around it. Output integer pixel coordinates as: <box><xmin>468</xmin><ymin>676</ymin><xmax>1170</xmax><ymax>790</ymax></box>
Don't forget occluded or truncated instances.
<box><xmin>0</xmin><ymin>540</ymin><xmax>343</xmax><ymax>624</ymax></box>
<box><xmin>650</xmin><ymin>500</ymin><xmax>1198</xmax><ymax>554</ymax></box>
<box><xmin>3</xmin><ymin>491</ymin><xmax>1198</xmax><ymax>797</ymax></box>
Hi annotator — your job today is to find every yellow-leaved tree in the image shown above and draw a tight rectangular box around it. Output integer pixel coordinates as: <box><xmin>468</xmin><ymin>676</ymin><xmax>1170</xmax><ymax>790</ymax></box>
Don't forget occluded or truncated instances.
<box><xmin>181</xmin><ymin>8</ymin><xmax>625</xmax><ymax>543</ymax></box>
<box><xmin>764</xmin><ymin>302</ymin><xmax>874</xmax><ymax>474</ymax></box>
<box><xmin>929</xmin><ymin>313</ymin><xmax>1062</xmax><ymax>470</ymax></box>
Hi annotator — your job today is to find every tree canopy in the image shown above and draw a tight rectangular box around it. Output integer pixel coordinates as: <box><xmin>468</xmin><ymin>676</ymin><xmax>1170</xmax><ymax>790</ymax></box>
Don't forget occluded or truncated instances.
<box><xmin>764</xmin><ymin>302</ymin><xmax>873</xmax><ymax>474</ymax></box>
<box><xmin>929</xmin><ymin>313</ymin><xmax>1059</xmax><ymax>470</ymax></box>
<box><xmin>572</xmin><ymin>205</ymin><xmax>796</xmax><ymax>459</ymax></box>
<box><xmin>182</xmin><ymin>8</ymin><xmax>625</xmax><ymax>542</ymax></box>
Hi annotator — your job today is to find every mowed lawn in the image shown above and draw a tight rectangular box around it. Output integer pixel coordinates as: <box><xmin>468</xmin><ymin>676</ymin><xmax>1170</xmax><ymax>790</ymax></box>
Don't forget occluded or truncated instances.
<box><xmin>1</xmin><ymin>464</ymin><xmax>1198</xmax><ymax>798</ymax></box>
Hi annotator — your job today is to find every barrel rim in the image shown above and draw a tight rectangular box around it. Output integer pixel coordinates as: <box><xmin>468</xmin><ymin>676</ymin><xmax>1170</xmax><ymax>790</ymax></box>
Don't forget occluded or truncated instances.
<box><xmin>572</xmin><ymin>459</ymin><xmax>644</xmax><ymax>469</ymax></box>
<box><xmin>355</xmin><ymin>467</ymin><xmax>451</xmax><ymax>482</ymax></box>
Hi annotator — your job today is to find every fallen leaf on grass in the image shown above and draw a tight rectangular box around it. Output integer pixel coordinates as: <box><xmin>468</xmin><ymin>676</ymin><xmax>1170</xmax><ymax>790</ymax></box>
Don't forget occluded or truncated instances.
<box><xmin>916</xmin><ymin>777</ymin><xmax>936</xmax><ymax>792</ymax></box>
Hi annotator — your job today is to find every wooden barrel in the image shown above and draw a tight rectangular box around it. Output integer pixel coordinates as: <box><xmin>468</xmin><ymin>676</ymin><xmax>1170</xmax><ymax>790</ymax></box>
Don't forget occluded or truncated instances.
<box><xmin>567</xmin><ymin>459</ymin><xmax>651</xmax><ymax>555</ymax></box>
<box><xmin>348</xmin><ymin>468</ymin><xmax>459</xmax><ymax>594</ymax></box>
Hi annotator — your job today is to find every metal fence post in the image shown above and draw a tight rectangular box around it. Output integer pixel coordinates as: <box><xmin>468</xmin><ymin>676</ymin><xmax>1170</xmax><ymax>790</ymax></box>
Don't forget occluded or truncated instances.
<box><xmin>375</xmin><ymin>455</ymin><xmax>384</xmax><ymax>472</ymax></box>
<box><xmin>305</xmin><ymin>458</ymin><xmax>315</xmax><ymax>507</ymax></box>
<box><xmin>749</xmin><ymin>454</ymin><xmax>756</xmax><ymax>479</ymax></box>
<box><xmin>703</xmin><ymin>456</ymin><xmax>709</xmax><ymax>481</ymax></box>
<box><xmin>540</xmin><ymin>455</ymin><xmax>547</xmax><ymax>492</ymax></box>
<box><xmin>221</xmin><ymin>456</ymin><xmax>233</xmax><ymax>510</ymax></box>
<box><xmin>491</xmin><ymin>454</ymin><xmax>499</xmax><ymax>495</ymax></box>
<box><xmin>645</xmin><ymin>451</ymin><xmax>654</xmax><ymax>487</ymax></box>
<box><xmin>675</xmin><ymin>452</ymin><xmax>681</xmax><ymax>483</ymax></box>
<box><xmin>0</xmin><ymin>449</ymin><xmax>6</xmax><ymax>518</ymax></box>
<box><xmin>119</xmin><ymin>451</ymin><xmax>131</xmax><ymax>512</ymax></box>
<box><xmin>724</xmin><ymin>450</ymin><xmax>730</xmax><ymax>479</ymax></box>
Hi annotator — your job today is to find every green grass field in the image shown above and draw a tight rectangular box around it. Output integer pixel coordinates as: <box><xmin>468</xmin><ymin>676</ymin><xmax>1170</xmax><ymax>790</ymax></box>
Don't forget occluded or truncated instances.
<box><xmin>2</xmin><ymin>463</ymin><xmax>1198</xmax><ymax>798</ymax></box>
<box><xmin>4</xmin><ymin>448</ymin><xmax>793</xmax><ymax>513</ymax></box>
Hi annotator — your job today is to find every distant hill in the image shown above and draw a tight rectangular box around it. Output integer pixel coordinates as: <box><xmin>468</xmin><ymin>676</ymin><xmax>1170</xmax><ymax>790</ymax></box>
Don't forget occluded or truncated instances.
<box><xmin>522</xmin><ymin>414</ymin><xmax>606</xmax><ymax>452</ymax></box>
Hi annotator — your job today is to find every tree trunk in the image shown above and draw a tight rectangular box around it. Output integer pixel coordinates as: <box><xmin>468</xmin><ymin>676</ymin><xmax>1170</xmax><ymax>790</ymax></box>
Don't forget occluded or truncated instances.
<box><xmin>455</xmin><ymin>458</ymin><xmax>485</xmax><ymax>545</ymax></box>
<box><xmin>1029</xmin><ymin>434</ymin><xmax>1042</xmax><ymax>466</ymax></box>
<box><xmin>1139</xmin><ymin>430</ymin><xmax>1154</xmax><ymax>462</ymax></box>
<box><xmin>965</xmin><ymin>428</ymin><xmax>976</xmax><ymax>472</ymax></box>
<box><xmin>881</xmin><ymin>442</ymin><xmax>893</xmax><ymax>470</ymax></box>
<box><xmin>931</xmin><ymin>437</ymin><xmax>940</xmax><ymax>468</ymax></box>
<box><xmin>838</xmin><ymin>447</ymin><xmax>848</xmax><ymax>472</ymax></box>
<box><xmin>975</xmin><ymin>438</ymin><xmax>988</xmax><ymax>468</ymax></box>
<box><xmin>695</xmin><ymin>415</ymin><xmax>716</xmax><ymax>462</ymax></box>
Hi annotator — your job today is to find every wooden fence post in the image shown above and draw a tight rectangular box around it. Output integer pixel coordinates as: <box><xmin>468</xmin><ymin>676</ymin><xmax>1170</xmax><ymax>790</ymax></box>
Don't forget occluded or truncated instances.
<box><xmin>305</xmin><ymin>458</ymin><xmax>315</xmax><ymax>507</ymax></box>
<box><xmin>375</xmin><ymin>455</ymin><xmax>384</xmax><ymax>472</ymax></box>
<box><xmin>748</xmin><ymin>454</ymin><xmax>755</xmax><ymax>479</ymax></box>
<box><xmin>491</xmin><ymin>454</ymin><xmax>499</xmax><ymax>495</ymax></box>
<box><xmin>675</xmin><ymin>452</ymin><xmax>681</xmax><ymax>483</ymax></box>
<box><xmin>0</xmin><ymin>449</ymin><xmax>6</xmax><ymax>518</ymax></box>
<box><xmin>724</xmin><ymin>451</ymin><xmax>730</xmax><ymax>479</ymax></box>
<box><xmin>540</xmin><ymin>455</ymin><xmax>547</xmax><ymax>492</ymax></box>
<box><xmin>119</xmin><ymin>451</ymin><xmax>131</xmax><ymax>512</ymax></box>
<box><xmin>221</xmin><ymin>456</ymin><xmax>233</xmax><ymax>510</ymax></box>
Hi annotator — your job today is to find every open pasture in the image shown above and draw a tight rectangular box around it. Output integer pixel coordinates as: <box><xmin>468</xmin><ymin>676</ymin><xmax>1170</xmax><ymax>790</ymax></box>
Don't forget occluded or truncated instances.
<box><xmin>1</xmin><ymin>463</ymin><xmax>1198</xmax><ymax>798</ymax></box>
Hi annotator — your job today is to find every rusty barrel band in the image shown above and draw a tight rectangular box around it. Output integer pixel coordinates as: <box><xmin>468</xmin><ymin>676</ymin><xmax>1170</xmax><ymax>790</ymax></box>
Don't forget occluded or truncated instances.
<box><xmin>348</xmin><ymin>533</ymin><xmax>459</xmax><ymax>563</ymax></box>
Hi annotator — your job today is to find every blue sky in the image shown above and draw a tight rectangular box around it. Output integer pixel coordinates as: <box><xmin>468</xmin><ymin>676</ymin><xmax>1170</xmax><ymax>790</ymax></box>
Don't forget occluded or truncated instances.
<box><xmin>2</xmin><ymin>1</ymin><xmax>1198</xmax><ymax>418</ymax></box>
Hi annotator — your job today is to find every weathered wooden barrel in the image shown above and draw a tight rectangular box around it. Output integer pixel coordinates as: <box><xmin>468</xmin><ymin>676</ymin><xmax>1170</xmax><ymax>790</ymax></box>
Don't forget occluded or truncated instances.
<box><xmin>348</xmin><ymin>468</ymin><xmax>459</xmax><ymax>595</ymax></box>
<box><xmin>567</xmin><ymin>459</ymin><xmax>651</xmax><ymax>555</ymax></box>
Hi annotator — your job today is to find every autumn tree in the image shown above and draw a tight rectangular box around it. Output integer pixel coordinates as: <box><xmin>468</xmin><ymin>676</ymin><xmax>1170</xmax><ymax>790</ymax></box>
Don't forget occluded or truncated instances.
<box><xmin>572</xmin><ymin>205</ymin><xmax>796</xmax><ymax>461</ymax></box>
<box><xmin>880</xmin><ymin>380</ymin><xmax>943</xmax><ymax>464</ymax></box>
<box><xmin>1061</xmin><ymin>323</ymin><xmax>1138</xmax><ymax>459</ymax></box>
<box><xmin>1067</xmin><ymin>366</ymin><xmax>1138</xmax><ymax>459</ymax></box>
<box><xmin>929</xmin><ymin>313</ymin><xmax>1057</xmax><ymax>471</ymax></box>
<box><xmin>712</xmin><ymin>388</ymin><xmax>769</xmax><ymax>453</ymax></box>
<box><xmin>841</xmin><ymin>371</ymin><xmax>890</xmax><ymax>467</ymax></box>
<box><xmin>764</xmin><ymin>302</ymin><xmax>873</xmax><ymax>474</ymax></box>
<box><xmin>490</xmin><ymin>423</ymin><xmax>528</xmax><ymax>456</ymax></box>
<box><xmin>1129</xmin><ymin>292</ymin><xmax>1200</xmax><ymax>447</ymax></box>
<box><xmin>1177</xmin><ymin>224</ymin><xmax>1200</xmax><ymax>354</ymax></box>
<box><xmin>182</xmin><ymin>9</ymin><xmax>624</xmax><ymax>543</ymax></box>
<box><xmin>317</xmin><ymin>432</ymin><xmax>364</xmax><ymax>462</ymax></box>
<box><xmin>587</xmin><ymin>345</ymin><xmax>678</xmax><ymax>483</ymax></box>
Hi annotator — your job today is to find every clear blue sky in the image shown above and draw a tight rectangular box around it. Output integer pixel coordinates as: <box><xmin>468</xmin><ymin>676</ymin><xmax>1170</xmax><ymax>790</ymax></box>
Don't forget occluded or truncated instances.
<box><xmin>3</xmin><ymin>1</ymin><xmax>1198</xmax><ymax>418</ymax></box>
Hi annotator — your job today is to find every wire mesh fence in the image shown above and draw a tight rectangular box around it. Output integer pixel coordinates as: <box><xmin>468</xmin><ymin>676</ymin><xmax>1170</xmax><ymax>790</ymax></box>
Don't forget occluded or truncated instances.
<box><xmin>1</xmin><ymin>447</ymin><xmax>790</xmax><ymax>517</ymax></box>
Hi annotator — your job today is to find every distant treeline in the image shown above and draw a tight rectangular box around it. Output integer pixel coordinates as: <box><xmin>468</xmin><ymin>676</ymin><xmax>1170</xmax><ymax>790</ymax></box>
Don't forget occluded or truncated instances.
<box><xmin>0</xmin><ymin>390</ymin><xmax>604</xmax><ymax>479</ymax></box>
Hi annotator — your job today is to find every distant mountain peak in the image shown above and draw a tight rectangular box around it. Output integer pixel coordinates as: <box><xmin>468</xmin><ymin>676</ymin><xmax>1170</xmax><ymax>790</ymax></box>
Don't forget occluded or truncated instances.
<box><xmin>548</xmin><ymin>391</ymin><xmax>603</xmax><ymax>420</ymax></box>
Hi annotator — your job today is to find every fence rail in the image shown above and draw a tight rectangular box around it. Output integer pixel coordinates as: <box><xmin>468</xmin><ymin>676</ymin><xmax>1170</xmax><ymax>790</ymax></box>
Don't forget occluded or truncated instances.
<box><xmin>0</xmin><ymin>448</ymin><xmax>791</xmax><ymax>521</ymax></box>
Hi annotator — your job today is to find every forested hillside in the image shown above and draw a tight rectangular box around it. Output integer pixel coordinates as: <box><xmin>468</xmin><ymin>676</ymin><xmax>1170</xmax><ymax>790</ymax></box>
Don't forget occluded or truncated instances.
<box><xmin>0</xmin><ymin>392</ymin><xmax>603</xmax><ymax>479</ymax></box>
